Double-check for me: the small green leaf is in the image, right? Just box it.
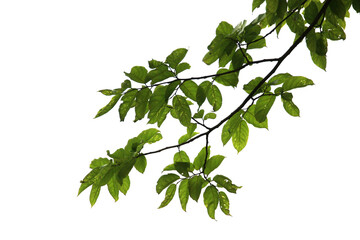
[95,94,121,118]
[158,184,177,209]
[90,158,111,169]
[180,80,198,101]
[243,77,269,95]
[178,132,198,145]
[255,94,276,123]
[124,66,148,84]
[156,174,180,194]
[193,146,210,170]
[193,109,205,119]
[247,36,266,49]
[353,0,360,12]
[78,167,102,196]
[134,155,147,173]
[252,0,265,11]
[173,95,192,127]
[232,119,249,153]
[196,85,207,107]
[207,85,222,111]
[148,86,167,118]
[165,48,188,69]
[310,51,327,70]
[179,179,189,211]
[268,73,291,85]
[213,175,242,193]
[117,159,135,184]
[176,62,191,74]
[147,65,174,84]
[90,184,101,207]
[221,113,242,145]
[323,21,346,41]
[107,175,120,202]
[214,69,239,87]
[137,128,162,144]
[219,191,231,216]
[243,105,268,129]
[204,155,225,175]
[134,88,151,121]
[204,113,216,120]
[148,59,164,69]
[282,76,314,91]
[119,90,137,121]
[288,0,303,9]
[174,151,190,163]
[119,175,130,195]
[203,186,219,219]
[188,175,205,202]
[281,92,300,117]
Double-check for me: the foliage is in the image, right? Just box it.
[79,0,359,219]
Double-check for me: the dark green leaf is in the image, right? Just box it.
[119,175,130,195]
[203,186,219,219]
[243,105,268,129]
[193,146,210,170]
[146,65,174,84]
[180,80,198,101]
[231,49,245,70]
[135,88,151,121]
[193,109,205,119]
[165,80,180,100]
[281,92,300,117]
[304,1,319,24]
[255,94,276,123]
[219,191,231,216]
[286,12,305,35]
[173,95,192,127]
[330,0,346,19]
[158,184,177,209]
[252,0,265,11]
[134,155,147,173]
[188,175,205,202]
[90,184,101,207]
[353,0,360,12]
[124,66,148,84]
[266,0,279,13]
[174,162,191,177]
[175,62,191,74]
[119,89,137,121]
[156,174,180,194]
[165,48,188,69]
[315,34,328,56]
[243,77,269,94]
[204,113,216,120]
[90,158,110,169]
[214,69,239,87]
[95,94,121,118]
[247,36,266,49]
[268,73,291,85]
[207,85,222,111]
[288,0,303,10]
[323,21,346,40]
[213,175,242,193]
[196,85,207,107]
[117,159,135,184]
[221,113,242,145]
[282,76,314,91]
[232,119,249,153]
[148,59,164,69]
[179,179,189,211]
[204,155,225,175]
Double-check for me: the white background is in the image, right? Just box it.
[1,1,360,239]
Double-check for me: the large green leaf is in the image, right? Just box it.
[107,175,120,202]
[266,0,279,13]
[119,175,130,195]
[304,1,320,24]
[193,146,211,170]
[288,0,303,9]
[174,151,190,163]
[137,128,162,144]
[207,85,222,111]
[78,167,102,196]
[232,119,249,153]
[90,158,111,169]
[213,175,242,193]
[286,12,305,35]
[281,92,300,117]
[95,94,121,118]
[329,0,346,19]
[252,0,265,11]
[134,155,147,173]
[255,94,276,123]
[243,77,269,94]
[282,76,314,91]
[158,184,177,209]
[353,0,360,12]
[323,21,346,41]
[173,95,192,127]
[148,86,167,118]
[243,105,268,129]
[119,89,137,121]
[89,184,101,207]
[216,21,234,36]
[214,69,239,87]
[165,48,188,69]
[180,80,198,101]
[204,155,225,175]
[135,88,151,121]
[203,186,219,219]
[188,175,205,202]
[156,174,180,194]
[310,51,327,70]
[221,113,242,145]
[219,191,231,216]
[124,66,148,84]
[175,62,191,74]
[178,179,189,211]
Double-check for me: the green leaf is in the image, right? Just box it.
[174,151,190,163]
[310,51,327,70]
[137,128,162,144]
[188,175,205,202]
[180,80,198,101]
[323,21,346,41]
[119,90,137,121]
[193,109,205,119]
[134,155,147,173]
[221,113,242,145]
[243,77,269,95]
[232,119,249,153]
[165,80,180,100]
[165,48,188,69]
[281,92,300,117]
[193,146,210,170]
[255,94,276,123]
[207,85,222,111]
[117,159,135,184]
[247,36,266,49]
[196,85,207,107]
[90,184,101,207]
[119,175,130,195]
[178,131,198,145]
[95,94,121,118]
[174,162,191,177]
[124,66,148,84]
[173,95,192,127]
[286,12,305,35]
[243,105,268,129]
[266,0,279,13]
[204,155,225,175]
[78,167,102,196]
[90,158,110,169]
[304,1,319,24]
[135,88,151,121]
[156,174,180,194]
[204,113,216,120]
[329,0,346,19]
[213,175,242,193]
[219,191,231,216]
[147,65,174,84]
[214,69,239,87]
[288,0,303,9]
[148,59,164,69]
[315,34,328,56]
[282,76,314,91]
[203,186,219,219]
[178,179,189,211]
[353,0,360,12]
[216,21,234,36]
[175,62,191,74]
[148,86,167,118]
[158,184,177,209]
[252,0,265,11]
[107,175,120,202]
[268,73,291,85]
[231,49,245,70]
